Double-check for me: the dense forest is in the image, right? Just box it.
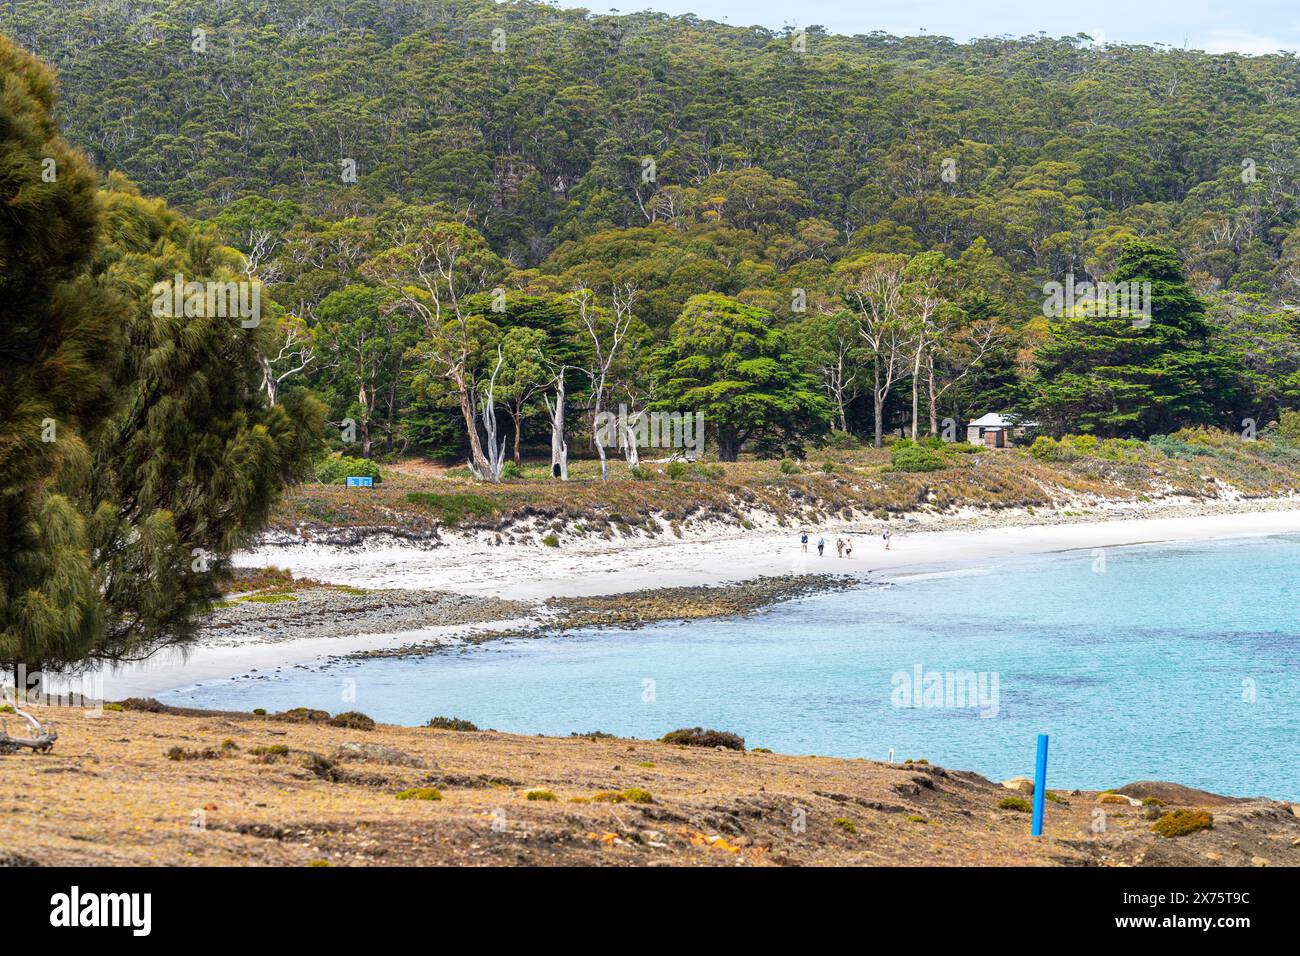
[4,0,1300,471]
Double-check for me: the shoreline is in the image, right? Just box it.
[86,502,1300,699]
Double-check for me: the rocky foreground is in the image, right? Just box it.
[2,703,1296,867]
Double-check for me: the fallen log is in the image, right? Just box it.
[0,689,57,753]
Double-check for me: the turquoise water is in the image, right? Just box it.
[161,535,1300,800]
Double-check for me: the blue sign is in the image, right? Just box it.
[345,476,373,488]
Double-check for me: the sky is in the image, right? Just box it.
[587,1,1300,54]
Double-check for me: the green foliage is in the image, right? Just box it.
[404,492,497,525]
[328,711,375,730]
[426,716,479,731]
[395,787,443,801]
[0,40,323,676]
[1030,242,1247,438]
[1147,434,1212,459]
[833,817,857,833]
[315,455,383,484]
[653,294,832,460]
[1151,809,1213,837]
[6,0,1300,475]
[665,460,724,481]
[886,439,947,472]
[1279,410,1300,444]
[997,796,1031,812]
[660,727,745,751]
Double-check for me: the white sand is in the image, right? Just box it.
[91,507,1300,697]
[235,507,1300,599]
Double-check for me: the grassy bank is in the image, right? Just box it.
[271,428,1300,544]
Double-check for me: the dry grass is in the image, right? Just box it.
[1,705,1296,867]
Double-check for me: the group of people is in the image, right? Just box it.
[799,530,892,556]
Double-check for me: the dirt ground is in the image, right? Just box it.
[2,704,1297,867]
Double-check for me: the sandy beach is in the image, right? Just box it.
[79,501,1300,700]
[235,502,1300,598]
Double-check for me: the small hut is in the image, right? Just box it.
[966,413,1034,448]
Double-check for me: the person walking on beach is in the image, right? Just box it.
[800,532,808,552]
[882,529,891,551]
[844,538,853,558]
[836,538,844,558]
[817,537,825,556]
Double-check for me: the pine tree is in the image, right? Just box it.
[1029,241,1246,437]
[652,294,832,460]
[0,35,121,677]
[1,40,324,680]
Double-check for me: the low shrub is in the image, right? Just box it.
[524,788,557,801]
[997,796,1031,812]
[779,458,799,475]
[1279,409,1300,444]
[276,707,330,723]
[395,787,443,801]
[404,492,497,526]
[427,716,479,732]
[541,532,560,547]
[1029,436,1080,462]
[121,697,166,712]
[314,455,383,485]
[660,727,745,751]
[820,429,861,450]
[1151,809,1213,838]
[886,439,946,473]
[833,817,857,833]
[621,787,653,804]
[666,461,724,481]
[250,744,289,756]
[166,746,222,761]
[1148,434,1210,459]
[328,711,375,731]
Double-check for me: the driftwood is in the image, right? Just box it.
[0,689,57,753]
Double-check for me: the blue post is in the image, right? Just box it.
[1031,733,1049,837]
